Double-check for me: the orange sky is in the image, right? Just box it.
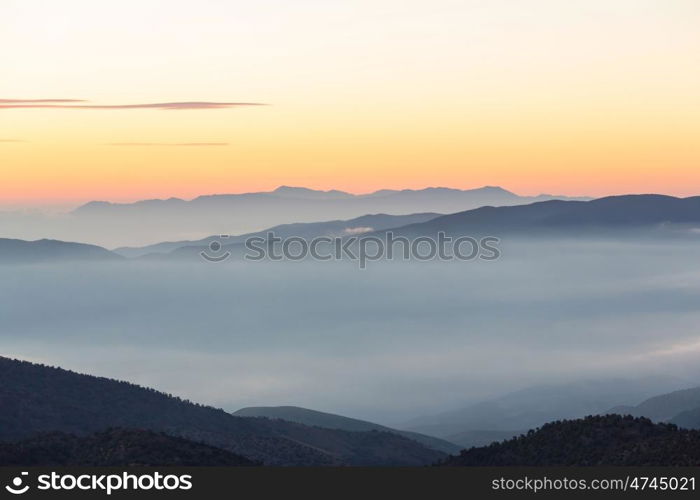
[1,0,699,207]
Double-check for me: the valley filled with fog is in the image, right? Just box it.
[2,238,699,424]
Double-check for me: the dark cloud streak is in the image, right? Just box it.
[0,100,265,110]
[0,99,86,103]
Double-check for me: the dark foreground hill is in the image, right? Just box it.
[233,406,460,454]
[0,357,443,466]
[439,415,700,466]
[0,429,258,466]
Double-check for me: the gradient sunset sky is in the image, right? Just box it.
[1,0,699,207]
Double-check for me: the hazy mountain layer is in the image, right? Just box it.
[609,386,700,422]
[3,237,700,422]
[0,238,121,264]
[233,406,460,454]
[114,212,440,258]
[119,194,700,263]
[0,186,588,247]
[401,377,684,443]
[671,407,700,429]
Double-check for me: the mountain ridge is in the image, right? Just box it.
[113,212,441,257]
[2,185,589,247]
[233,406,460,454]
[75,185,586,211]
[374,194,700,239]
[608,386,700,422]
[0,238,122,263]
[439,415,700,466]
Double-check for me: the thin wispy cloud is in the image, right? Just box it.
[0,99,86,103]
[0,139,26,143]
[107,142,229,147]
[0,99,264,110]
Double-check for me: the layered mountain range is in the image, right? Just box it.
[0,356,446,466]
[0,185,588,247]
[4,193,700,263]
[5,355,700,466]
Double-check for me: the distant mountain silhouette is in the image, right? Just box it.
[0,238,121,264]
[76,185,584,217]
[401,377,682,447]
[0,357,443,466]
[0,428,258,466]
[269,186,355,200]
[114,212,441,258]
[382,195,700,238]
[233,406,460,454]
[439,415,700,466]
[608,386,700,422]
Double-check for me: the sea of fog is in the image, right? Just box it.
[2,239,700,423]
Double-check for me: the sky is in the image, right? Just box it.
[1,0,699,207]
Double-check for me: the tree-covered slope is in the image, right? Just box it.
[0,357,443,466]
[0,428,259,466]
[439,415,700,466]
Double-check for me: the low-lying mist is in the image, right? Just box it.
[2,238,699,423]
